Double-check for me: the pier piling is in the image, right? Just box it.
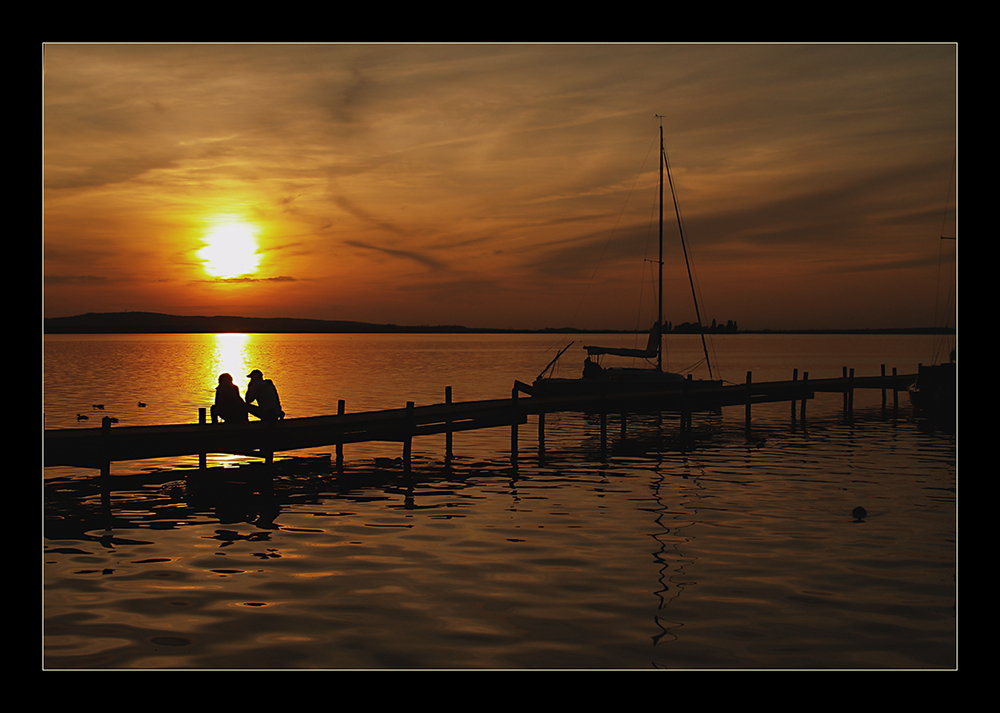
[445,386,453,462]
[682,375,692,435]
[336,399,345,471]
[404,401,414,472]
[800,372,809,425]
[881,364,887,413]
[849,368,855,420]
[199,407,207,471]
[892,368,899,415]
[538,412,546,455]
[510,387,519,464]
[600,390,608,458]
[791,369,798,428]
[841,367,856,421]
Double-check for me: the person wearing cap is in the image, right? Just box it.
[212,373,248,423]
[245,369,285,421]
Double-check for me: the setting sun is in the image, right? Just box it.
[198,220,261,279]
[43,44,956,331]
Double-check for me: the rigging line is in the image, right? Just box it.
[673,222,724,381]
[633,255,652,335]
[633,172,666,357]
[676,229,723,374]
[663,143,714,380]
[636,174,660,333]
[660,144,724,379]
[694,272,723,378]
[931,153,957,364]
[938,153,956,241]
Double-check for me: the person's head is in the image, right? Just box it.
[219,373,234,385]
[247,369,263,381]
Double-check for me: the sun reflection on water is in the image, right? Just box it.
[211,333,252,395]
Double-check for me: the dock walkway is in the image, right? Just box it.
[45,367,917,474]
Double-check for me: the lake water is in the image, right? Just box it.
[42,332,957,669]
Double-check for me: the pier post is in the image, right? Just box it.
[683,375,692,435]
[262,418,275,473]
[677,375,691,451]
[892,368,899,416]
[848,368,855,421]
[791,369,798,429]
[745,371,753,435]
[599,387,608,458]
[198,408,207,471]
[601,411,608,454]
[800,372,809,425]
[841,367,856,420]
[538,412,545,455]
[101,416,112,510]
[404,401,414,473]
[260,420,276,496]
[880,364,887,414]
[510,388,519,464]
[445,387,453,462]
[336,399,345,471]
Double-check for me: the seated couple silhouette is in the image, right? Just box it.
[212,369,284,423]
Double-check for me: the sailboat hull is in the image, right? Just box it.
[907,361,956,428]
[532,371,723,399]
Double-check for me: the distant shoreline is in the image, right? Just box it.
[42,312,956,336]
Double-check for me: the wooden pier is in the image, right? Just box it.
[44,367,917,476]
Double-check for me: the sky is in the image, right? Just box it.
[42,43,957,331]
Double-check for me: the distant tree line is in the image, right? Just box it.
[667,319,738,334]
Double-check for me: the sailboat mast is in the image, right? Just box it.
[658,125,664,373]
[661,126,714,380]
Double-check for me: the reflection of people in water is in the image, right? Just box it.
[212,373,248,423]
[246,369,285,421]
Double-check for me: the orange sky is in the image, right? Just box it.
[43,43,957,331]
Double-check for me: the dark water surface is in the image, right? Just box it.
[43,333,957,669]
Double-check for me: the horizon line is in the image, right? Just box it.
[42,311,956,336]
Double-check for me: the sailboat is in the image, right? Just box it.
[907,158,956,428]
[530,123,724,398]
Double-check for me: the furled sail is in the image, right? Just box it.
[585,322,660,358]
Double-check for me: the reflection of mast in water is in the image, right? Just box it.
[649,457,705,647]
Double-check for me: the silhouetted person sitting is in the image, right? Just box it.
[583,357,604,379]
[246,369,284,421]
[212,373,248,423]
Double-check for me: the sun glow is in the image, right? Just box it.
[198,220,261,279]
[211,332,252,385]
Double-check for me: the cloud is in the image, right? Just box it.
[44,274,110,285]
[196,275,298,284]
[42,43,957,330]
[344,239,447,271]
